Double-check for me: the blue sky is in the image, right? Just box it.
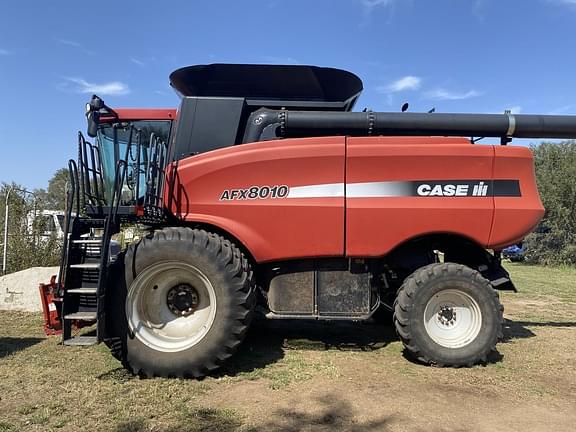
[1,0,575,189]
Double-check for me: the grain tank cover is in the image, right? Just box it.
[169,64,363,111]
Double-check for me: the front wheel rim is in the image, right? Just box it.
[423,289,482,349]
[126,261,217,353]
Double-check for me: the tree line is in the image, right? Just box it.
[0,168,68,274]
[524,141,576,265]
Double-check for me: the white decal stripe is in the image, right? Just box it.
[287,183,344,198]
[281,180,518,199]
[286,182,408,198]
[346,181,411,198]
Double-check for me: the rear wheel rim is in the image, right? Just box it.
[126,261,217,353]
[423,289,482,349]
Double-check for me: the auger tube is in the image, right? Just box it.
[242,109,576,143]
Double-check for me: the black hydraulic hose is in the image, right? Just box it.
[242,109,576,143]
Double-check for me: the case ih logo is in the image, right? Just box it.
[416,181,489,197]
[413,180,520,197]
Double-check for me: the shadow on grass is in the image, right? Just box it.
[113,395,395,432]
[98,367,137,382]
[253,394,395,432]
[400,346,504,367]
[0,337,43,358]
[502,318,576,342]
[215,318,397,378]
[503,319,536,341]
[113,408,243,432]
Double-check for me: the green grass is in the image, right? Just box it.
[502,262,576,321]
[0,422,18,432]
[505,262,576,300]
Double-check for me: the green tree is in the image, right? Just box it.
[524,141,576,265]
[1,183,61,275]
[45,168,69,210]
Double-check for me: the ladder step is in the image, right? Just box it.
[64,311,97,320]
[78,218,106,225]
[72,239,102,244]
[66,288,97,295]
[63,336,98,346]
[69,263,100,269]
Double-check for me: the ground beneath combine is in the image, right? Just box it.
[0,263,575,432]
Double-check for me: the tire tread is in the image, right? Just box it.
[393,262,503,367]
[118,227,255,378]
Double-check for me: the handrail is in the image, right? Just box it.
[58,159,79,293]
[142,134,168,220]
[78,132,106,208]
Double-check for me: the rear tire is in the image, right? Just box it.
[109,227,255,378]
[394,263,503,367]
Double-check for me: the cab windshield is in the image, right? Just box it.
[97,120,171,205]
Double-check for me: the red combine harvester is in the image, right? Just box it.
[45,64,575,378]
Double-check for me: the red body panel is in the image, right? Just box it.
[166,136,544,263]
[103,108,176,121]
[168,137,345,262]
[489,146,544,249]
[346,137,494,256]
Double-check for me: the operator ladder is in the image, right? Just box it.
[60,216,115,346]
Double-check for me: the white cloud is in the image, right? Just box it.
[62,77,130,96]
[56,39,95,55]
[130,57,146,67]
[57,39,81,48]
[473,0,486,20]
[424,88,483,100]
[361,0,396,9]
[377,76,421,93]
[0,49,12,56]
[130,57,157,67]
[358,0,400,26]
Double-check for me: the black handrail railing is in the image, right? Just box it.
[58,159,79,295]
[96,158,127,340]
[143,134,168,221]
[78,132,105,207]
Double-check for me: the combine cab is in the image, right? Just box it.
[46,64,576,377]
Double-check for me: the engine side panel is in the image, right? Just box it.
[345,137,495,257]
[166,137,345,262]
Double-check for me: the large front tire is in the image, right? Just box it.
[117,227,255,378]
[394,263,503,367]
